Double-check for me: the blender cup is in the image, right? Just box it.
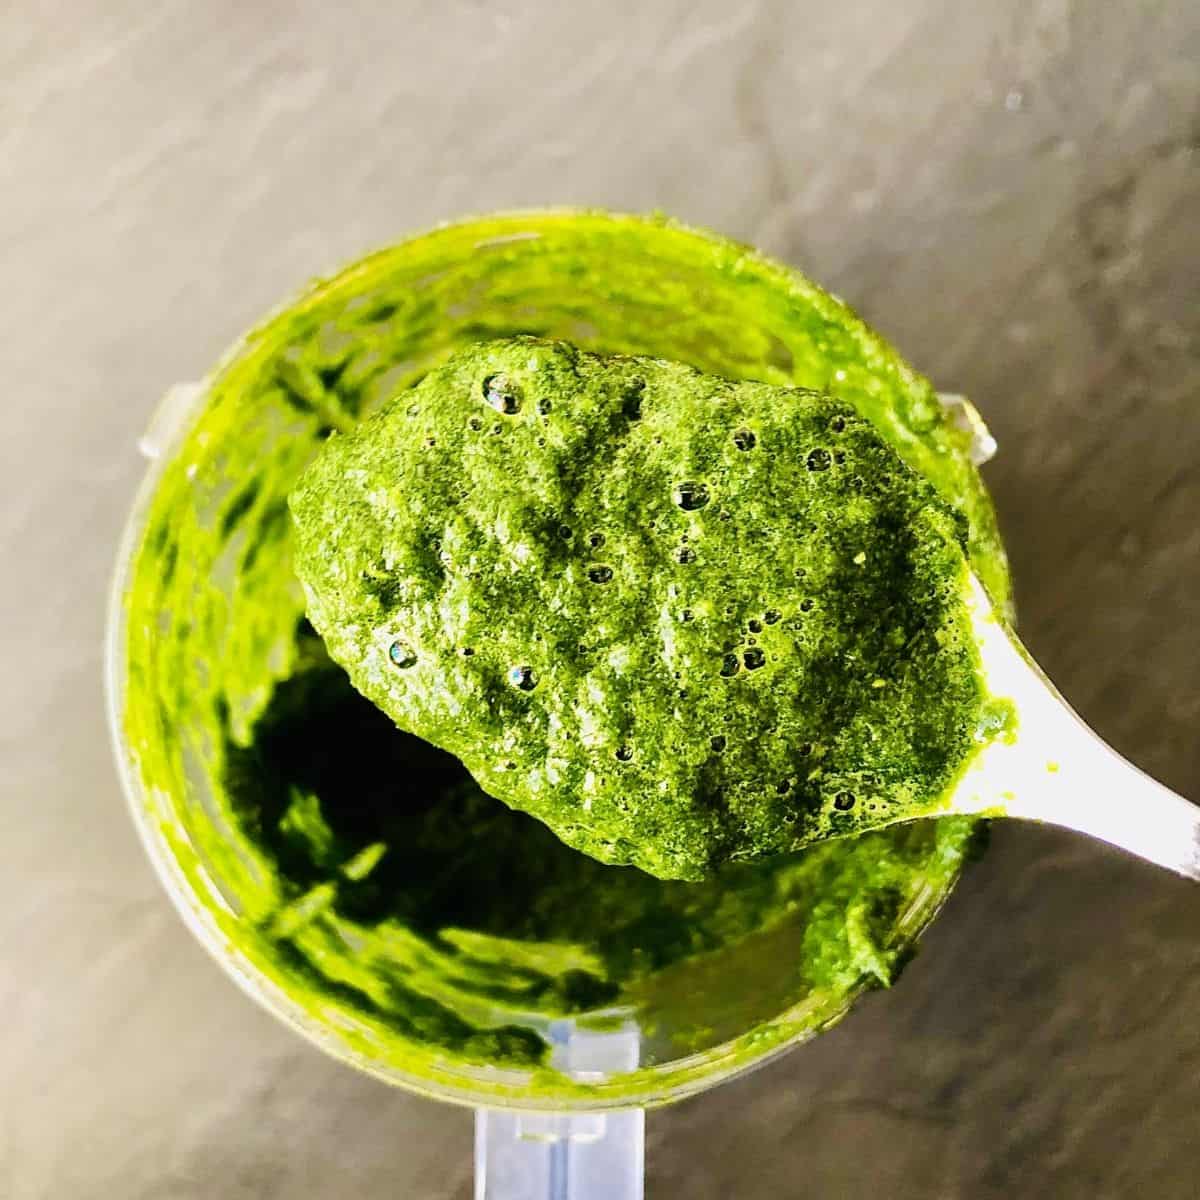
[107,211,1000,1198]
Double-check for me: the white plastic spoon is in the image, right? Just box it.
[936,572,1199,877]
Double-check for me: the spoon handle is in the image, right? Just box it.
[956,574,1200,878]
[1003,707,1200,879]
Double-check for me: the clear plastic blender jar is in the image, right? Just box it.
[107,211,1001,1198]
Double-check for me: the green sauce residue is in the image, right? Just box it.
[291,338,989,880]
[231,636,982,1065]
[116,211,1011,1106]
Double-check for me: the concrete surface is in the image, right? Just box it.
[2,2,1198,1196]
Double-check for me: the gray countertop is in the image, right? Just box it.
[2,3,1198,1196]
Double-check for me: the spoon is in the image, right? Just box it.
[934,571,1199,877]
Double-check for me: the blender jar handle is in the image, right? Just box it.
[475,1019,644,1198]
[475,1106,644,1200]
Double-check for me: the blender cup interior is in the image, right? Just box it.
[107,211,1003,1111]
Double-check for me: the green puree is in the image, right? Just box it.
[118,212,1011,1103]
[291,339,991,881]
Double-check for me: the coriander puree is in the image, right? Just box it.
[116,211,1011,1106]
[291,339,1000,881]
